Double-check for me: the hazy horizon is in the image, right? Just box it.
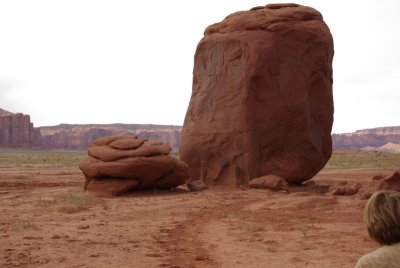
[3,104,400,135]
[1,0,399,134]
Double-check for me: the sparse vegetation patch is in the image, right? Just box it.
[326,149,400,169]
[36,190,97,213]
[10,219,39,231]
[0,148,85,167]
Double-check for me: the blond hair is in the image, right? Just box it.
[364,190,400,245]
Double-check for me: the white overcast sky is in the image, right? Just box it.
[0,0,399,133]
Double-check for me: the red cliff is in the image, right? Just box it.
[0,108,41,148]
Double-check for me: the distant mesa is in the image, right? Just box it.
[332,127,400,152]
[79,134,189,196]
[0,108,41,148]
[361,142,400,153]
[2,106,400,155]
[39,125,400,153]
[39,124,182,153]
[180,4,334,186]
[0,108,182,152]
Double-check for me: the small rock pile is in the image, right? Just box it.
[359,171,400,199]
[330,181,361,196]
[79,134,189,196]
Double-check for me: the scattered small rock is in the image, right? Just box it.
[359,171,400,199]
[146,253,163,258]
[174,184,190,192]
[249,175,289,191]
[239,184,250,191]
[187,180,209,192]
[303,180,315,187]
[330,181,361,196]
[23,236,43,240]
[372,174,385,180]
[195,255,210,261]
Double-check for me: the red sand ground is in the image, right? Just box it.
[0,164,390,267]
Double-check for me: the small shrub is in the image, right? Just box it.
[57,190,96,213]
[11,219,39,231]
[299,225,309,237]
[36,190,97,213]
[37,197,57,206]
[326,149,400,169]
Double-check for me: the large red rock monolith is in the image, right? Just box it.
[180,3,334,186]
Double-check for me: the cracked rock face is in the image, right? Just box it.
[79,134,189,196]
[180,3,334,186]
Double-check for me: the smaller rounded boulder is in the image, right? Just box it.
[79,134,189,196]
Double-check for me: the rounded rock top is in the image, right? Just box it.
[205,4,324,35]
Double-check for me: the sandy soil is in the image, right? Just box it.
[0,165,392,268]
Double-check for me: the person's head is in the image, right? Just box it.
[364,190,400,245]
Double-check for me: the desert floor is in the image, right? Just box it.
[0,149,399,268]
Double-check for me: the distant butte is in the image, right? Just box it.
[0,108,41,148]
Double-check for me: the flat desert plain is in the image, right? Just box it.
[1,149,399,268]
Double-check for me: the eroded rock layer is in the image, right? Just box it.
[180,4,334,185]
[79,135,189,196]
